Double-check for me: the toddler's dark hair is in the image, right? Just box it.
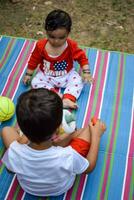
[45,9,72,32]
[16,88,63,144]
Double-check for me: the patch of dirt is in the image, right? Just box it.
[0,0,134,53]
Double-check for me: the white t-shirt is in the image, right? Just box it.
[2,141,89,196]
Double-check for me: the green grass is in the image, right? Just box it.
[0,0,134,53]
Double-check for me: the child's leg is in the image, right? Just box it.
[64,71,83,99]
[53,126,90,149]
[75,126,91,142]
[69,126,91,157]
[63,71,83,109]
[31,70,54,90]
[84,120,106,173]
[63,98,78,109]
[31,71,62,97]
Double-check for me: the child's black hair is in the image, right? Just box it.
[16,88,63,144]
[45,9,72,32]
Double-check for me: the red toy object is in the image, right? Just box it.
[91,117,97,126]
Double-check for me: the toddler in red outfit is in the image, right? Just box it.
[23,9,93,109]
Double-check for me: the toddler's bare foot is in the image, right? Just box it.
[63,98,77,109]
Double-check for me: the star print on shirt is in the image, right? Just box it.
[54,60,68,71]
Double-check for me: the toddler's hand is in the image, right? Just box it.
[17,129,29,144]
[83,73,94,83]
[23,75,31,85]
[52,132,72,147]
[53,132,70,142]
[18,135,29,144]
[89,119,106,138]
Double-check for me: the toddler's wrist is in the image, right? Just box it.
[82,69,91,74]
[25,72,33,76]
[91,132,101,141]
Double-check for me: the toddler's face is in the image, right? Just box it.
[46,28,69,47]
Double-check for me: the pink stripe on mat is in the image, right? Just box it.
[64,185,73,199]
[6,177,18,199]
[65,51,108,199]
[8,42,35,98]
[100,54,124,199]
[65,175,87,200]
[16,187,25,200]
[75,174,87,200]
[84,51,102,125]
[123,112,134,200]
[2,41,35,198]
[79,52,109,200]
[0,38,15,68]
[2,41,30,97]
[64,52,101,199]
[94,52,109,117]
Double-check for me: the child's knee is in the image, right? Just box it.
[2,127,17,139]
[1,127,10,142]
[77,126,91,142]
[2,127,9,137]
[1,127,20,148]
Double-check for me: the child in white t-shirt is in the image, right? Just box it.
[2,88,106,196]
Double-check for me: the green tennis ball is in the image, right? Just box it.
[0,96,15,122]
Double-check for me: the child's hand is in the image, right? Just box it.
[82,65,94,83]
[52,132,73,147]
[18,134,29,144]
[83,73,94,83]
[89,119,106,138]
[17,129,29,144]
[23,74,32,85]
[23,70,33,85]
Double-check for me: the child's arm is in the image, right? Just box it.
[71,41,93,83]
[2,127,20,148]
[82,64,94,83]
[23,69,34,85]
[52,128,82,147]
[84,120,106,173]
[1,127,29,148]
[23,40,43,85]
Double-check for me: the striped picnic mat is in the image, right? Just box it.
[0,35,134,200]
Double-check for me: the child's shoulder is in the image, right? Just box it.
[67,38,79,52]
[36,38,47,49]
[67,38,78,46]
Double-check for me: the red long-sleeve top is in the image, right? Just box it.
[28,38,89,77]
